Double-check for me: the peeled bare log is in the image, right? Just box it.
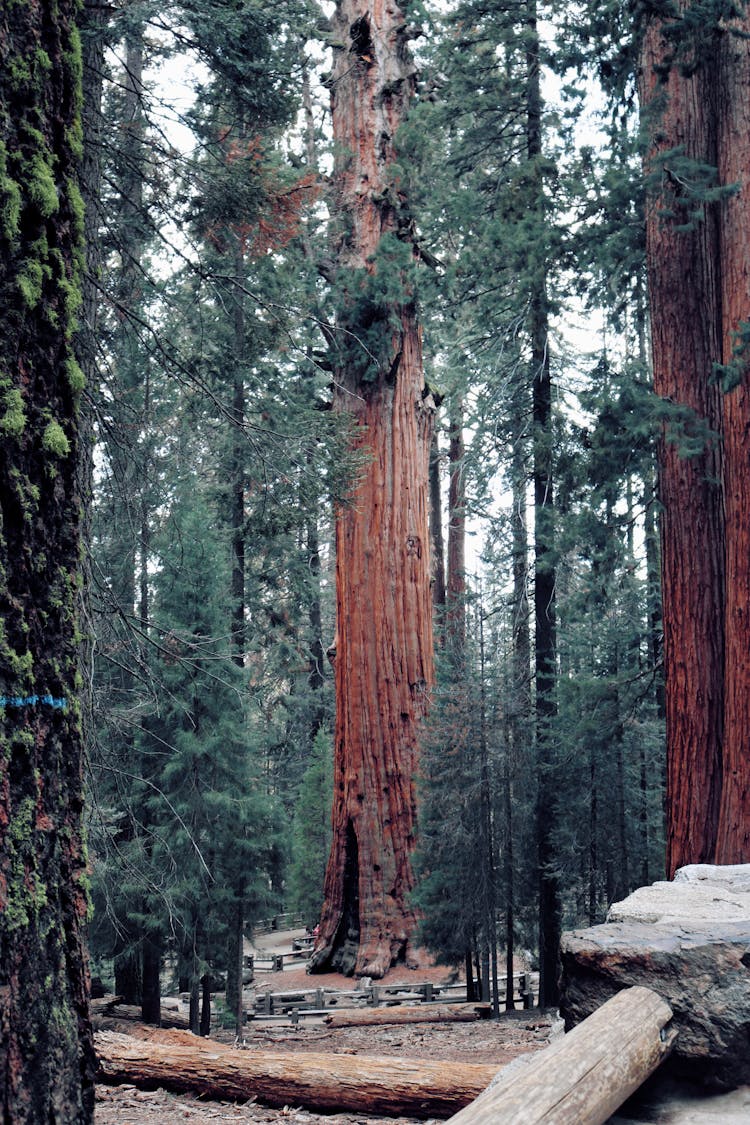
[323,1003,491,1028]
[95,1029,499,1117]
[447,987,675,1125]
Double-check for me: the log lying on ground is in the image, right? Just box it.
[90,997,190,1030]
[95,1028,501,1117]
[90,995,124,1015]
[323,1002,491,1028]
[446,986,675,1125]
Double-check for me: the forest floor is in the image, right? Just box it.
[94,928,550,1124]
[94,1009,552,1125]
[93,930,750,1124]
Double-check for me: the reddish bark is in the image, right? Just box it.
[308,0,434,978]
[715,12,750,863]
[638,12,726,876]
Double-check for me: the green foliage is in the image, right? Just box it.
[286,728,333,925]
[413,681,487,964]
[647,0,748,78]
[336,232,419,385]
[647,146,740,233]
[712,319,750,392]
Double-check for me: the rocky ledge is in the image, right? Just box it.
[559,864,750,1089]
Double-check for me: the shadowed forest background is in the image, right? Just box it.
[83,0,666,1018]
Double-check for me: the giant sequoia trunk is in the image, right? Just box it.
[715,11,750,863]
[715,13,750,864]
[639,8,726,876]
[0,0,97,1119]
[308,0,435,978]
[639,3,750,872]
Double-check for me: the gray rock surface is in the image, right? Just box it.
[559,865,750,1090]
[606,863,750,925]
[608,1074,750,1123]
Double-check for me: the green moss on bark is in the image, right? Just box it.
[0,143,22,242]
[0,389,26,437]
[42,420,71,457]
[0,0,96,1115]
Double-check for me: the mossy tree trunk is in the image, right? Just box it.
[0,0,96,1119]
[308,0,435,979]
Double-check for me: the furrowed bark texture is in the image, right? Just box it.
[309,0,435,978]
[639,10,725,876]
[716,10,750,863]
[0,0,96,1119]
[639,4,750,872]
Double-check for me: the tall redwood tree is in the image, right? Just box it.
[639,1,750,872]
[308,0,435,978]
[715,9,750,863]
[0,0,96,1116]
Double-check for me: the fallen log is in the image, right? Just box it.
[95,1028,502,1117]
[90,997,190,1031]
[446,986,676,1125]
[323,1002,491,1028]
[89,995,124,1015]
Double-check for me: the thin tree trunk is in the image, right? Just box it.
[639,4,725,876]
[643,473,664,719]
[446,398,466,656]
[141,937,161,1027]
[115,951,142,1007]
[200,974,212,1037]
[309,0,434,978]
[503,761,515,1011]
[222,234,248,1020]
[477,602,499,1017]
[505,457,528,1009]
[189,975,200,1036]
[465,950,476,1002]
[589,747,598,924]
[526,0,560,1009]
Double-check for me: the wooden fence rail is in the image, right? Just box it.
[250,973,538,1021]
